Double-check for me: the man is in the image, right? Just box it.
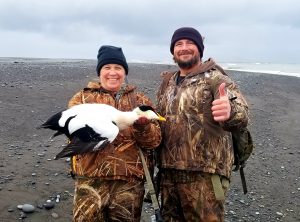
[156,27,249,221]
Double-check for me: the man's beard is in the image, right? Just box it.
[173,54,200,69]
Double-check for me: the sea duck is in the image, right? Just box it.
[38,103,165,159]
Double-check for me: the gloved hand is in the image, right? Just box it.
[134,117,150,126]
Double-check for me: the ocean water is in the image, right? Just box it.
[220,62,300,78]
[133,59,300,78]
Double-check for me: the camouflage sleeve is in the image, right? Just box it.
[211,70,249,131]
[132,92,162,149]
[68,90,84,108]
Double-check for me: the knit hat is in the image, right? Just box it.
[170,27,204,58]
[96,45,128,76]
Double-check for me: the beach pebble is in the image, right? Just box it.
[239,199,245,204]
[37,203,44,209]
[22,204,35,213]
[229,210,236,215]
[52,212,59,218]
[17,204,23,210]
[56,194,61,203]
[7,208,14,212]
[44,201,55,210]
[19,212,27,219]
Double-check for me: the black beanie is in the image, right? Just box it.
[170,27,205,58]
[96,45,129,76]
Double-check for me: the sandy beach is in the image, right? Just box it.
[0,58,299,221]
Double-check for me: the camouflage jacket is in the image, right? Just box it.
[156,59,249,179]
[68,81,162,181]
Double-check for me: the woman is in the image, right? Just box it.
[68,45,161,221]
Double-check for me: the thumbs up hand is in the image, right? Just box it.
[211,83,231,122]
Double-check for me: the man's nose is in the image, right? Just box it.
[181,43,189,49]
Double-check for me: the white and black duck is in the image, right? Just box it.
[38,103,165,159]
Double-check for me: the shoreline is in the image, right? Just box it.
[226,68,300,78]
[1,57,300,78]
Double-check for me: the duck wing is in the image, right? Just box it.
[55,122,119,159]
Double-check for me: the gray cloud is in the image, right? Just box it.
[0,0,299,63]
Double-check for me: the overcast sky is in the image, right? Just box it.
[0,0,299,64]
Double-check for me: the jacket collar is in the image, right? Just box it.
[84,81,136,94]
[183,58,217,78]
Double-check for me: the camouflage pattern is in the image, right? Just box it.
[156,59,249,179]
[68,81,161,221]
[156,59,249,221]
[160,170,229,222]
[68,81,161,181]
[73,178,144,222]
